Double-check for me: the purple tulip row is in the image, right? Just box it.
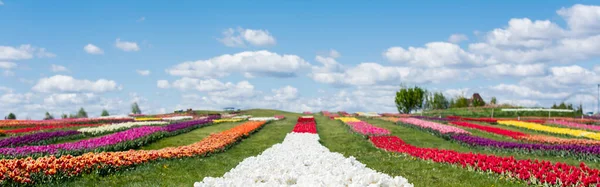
[0,130,81,148]
[411,116,455,122]
[451,134,600,159]
[0,118,216,157]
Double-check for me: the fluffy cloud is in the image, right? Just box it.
[51,64,69,72]
[264,86,298,101]
[557,4,600,34]
[136,70,150,76]
[43,93,99,106]
[115,38,140,52]
[520,65,600,89]
[170,77,256,98]
[0,1,4,5]
[448,34,468,43]
[0,61,16,69]
[84,44,104,54]
[166,51,310,78]
[219,28,276,47]
[475,63,546,77]
[383,42,489,67]
[484,18,564,48]
[32,75,121,93]
[157,80,170,89]
[0,45,55,60]
[490,84,570,99]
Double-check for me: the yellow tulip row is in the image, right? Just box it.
[134,117,163,121]
[334,117,361,122]
[213,118,245,123]
[497,120,600,140]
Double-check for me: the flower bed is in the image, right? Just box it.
[0,130,82,148]
[398,118,470,135]
[161,116,193,121]
[547,120,600,131]
[450,121,526,139]
[0,118,133,128]
[248,117,281,121]
[498,120,600,140]
[293,116,317,133]
[213,119,244,123]
[0,120,267,185]
[194,117,412,187]
[335,117,390,136]
[134,117,163,121]
[77,121,169,136]
[0,118,215,158]
[5,124,105,134]
[370,136,600,186]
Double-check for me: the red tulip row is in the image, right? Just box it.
[292,116,316,134]
[5,124,104,134]
[370,135,600,186]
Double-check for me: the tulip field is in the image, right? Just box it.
[2,110,600,186]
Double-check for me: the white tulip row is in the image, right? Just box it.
[77,121,169,135]
[248,117,280,121]
[232,115,252,119]
[162,116,193,121]
[194,133,412,187]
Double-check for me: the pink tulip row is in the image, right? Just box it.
[547,120,600,131]
[397,118,470,135]
[345,121,391,136]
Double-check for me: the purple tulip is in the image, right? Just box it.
[0,130,80,148]
[451,134,600,156]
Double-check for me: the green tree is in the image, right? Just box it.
[454,96,469,108]
[6,113,16,120]
[490,97,497,105]
[395,86,426,114]
[558,102,567,109]
[472,97,486,107]
[551,103,557,109]
[61,114,68,119]
[131,102,142,114]
[576,103,583,114]
[76,107,88,118]
[101,109,110,117]
[449,99,455,108]
[44,112,54,120]
[426,92,449,110]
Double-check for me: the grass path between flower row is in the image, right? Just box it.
[316,115,523,187]
[361,118,600,169]
[51,109,300,187]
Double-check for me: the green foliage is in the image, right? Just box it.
[490,97,497,105]
[61,114,68,119]
[425,92,449,110]
[77,107,88,118]
[6,113,16,120]
[472,97,486,107]
[551,102,574,110]
[395,86,426,114]
[101,109,110,117]
[131,102,142,114]
[44,112,54,120]
[452,96,469,108]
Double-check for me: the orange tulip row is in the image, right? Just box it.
[0,120,267,185]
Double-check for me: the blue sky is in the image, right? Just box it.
[2,0,600,119]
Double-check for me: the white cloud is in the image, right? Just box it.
[0,92,34,106]
[84,44,104,54]
[475,63,546,77]
[0,45,55,60]
[444,88,471,97]
[520,65,600,89]
[0,1,4,5]
[32,75,121,93]
[136,69,150,76]
[383,42,489,67]
[594,65,600,73]
[448,34,468,43]
[51,64,69,72]
[499,99,540,107]
[115,38,140,52]
[329,49,341,58]
[43,93,99,106]
[219,28,276,47]
[265,86,298,101]
[557,4,600,34]
[170,77,256,97]
[157,80,170,89]
[137,17,146,22]
[485,18,564,48]
[0,61,16,69]
[490,84,570,99]
[166,50,310,78]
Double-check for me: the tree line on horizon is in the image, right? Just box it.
[4,102,142,120]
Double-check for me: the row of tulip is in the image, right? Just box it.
[5,123,105,134]
[335,117,390,136]
[448,116,498,123]
[450,121,600,145]
[370,136,600,186]
[161,116,193,121]
[497,120,600,140]
[213,119,245,123]
[0,120,267,185]
[450,134,600,161]
[397,118,470,135]
[0,118,133,128]
[133,117,163,121]
[248,117,281,121]
[77,121,169,136]
[0,130,83,148]
[0,118,215,158]
[321,111,340,119]
[356,112,381,117]
[232,115,252,119]
[292,116,316,133]
[194,117,412,186]
[411,116,455,122]
[546,120,600,131]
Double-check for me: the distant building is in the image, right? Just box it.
[468,93,484,106]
